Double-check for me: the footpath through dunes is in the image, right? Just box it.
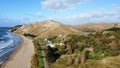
[2,35,34,68]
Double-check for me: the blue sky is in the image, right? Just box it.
[0,0,120,27]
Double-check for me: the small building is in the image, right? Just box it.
[48,43,55,47]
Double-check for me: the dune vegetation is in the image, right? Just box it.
[31,39,44,68]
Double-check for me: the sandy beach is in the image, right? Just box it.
[1,35,34,68]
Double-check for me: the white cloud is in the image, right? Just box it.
[34,13,46,18]
[16,12,46,23]
[62,7,120,24]
[18,16,30,21]
[41,0,91,11]
[0,17,25,27]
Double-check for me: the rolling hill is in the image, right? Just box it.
[72,22,120,32]
[14,20,82,38]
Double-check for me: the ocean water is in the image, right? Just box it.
[0,27,22,65]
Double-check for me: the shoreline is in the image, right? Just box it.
[1,34,23,68]
[1,34,34,68]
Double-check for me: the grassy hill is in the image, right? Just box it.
[14,20,82,38]
[72,22,120,32]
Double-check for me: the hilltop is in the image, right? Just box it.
[13,21,120,38]
[14,20,81,38]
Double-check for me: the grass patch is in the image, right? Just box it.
[31,39,44,68]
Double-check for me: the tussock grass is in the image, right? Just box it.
[102,56,120,68]
[50,56,120,68]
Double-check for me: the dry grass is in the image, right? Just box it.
[14,20,81,38]
[102,56,120,68]
[50,55,120,68]
[50,63,77,68]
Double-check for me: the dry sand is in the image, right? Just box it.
[2,35,34,68]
